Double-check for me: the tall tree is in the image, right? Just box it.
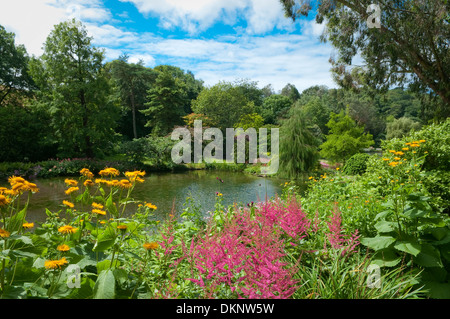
[29,19,118,158]
[0,25,35,106]
[280,0,450,115]
[141,67,188,135]
[107,55,156,139]
[279,106,321,178]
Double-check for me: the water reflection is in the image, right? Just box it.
[2,170,293,223]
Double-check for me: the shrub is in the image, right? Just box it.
[343,153,371,175]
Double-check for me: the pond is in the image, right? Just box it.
[2,170,306,224]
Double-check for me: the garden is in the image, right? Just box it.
[0,120,448,299]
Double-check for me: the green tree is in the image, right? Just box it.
[298,96,331,135]
[279,106,321,178]
[320,110,374,163]
[281,83,301,103]
[107,55,156,139]
[191,81,255,130]
[280,0,450,113]
[386,116,422,140]
[259,94,292,125]
[29,19,119,158]
[141,67,188,135]
[0,25,35,106]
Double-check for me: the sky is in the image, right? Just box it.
[0,0,338,92]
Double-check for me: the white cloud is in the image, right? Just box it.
[119,0,293,35]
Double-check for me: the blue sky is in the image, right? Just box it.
[0,0,337,92]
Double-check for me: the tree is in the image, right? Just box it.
[281,83,301,102]
[280,0,450,114]
[320,110,374,163]
[259,94,292,125]
[0,25,35,106]
[386,116,422,139]
[191,81,255,130]
[298,96,331,135]
[107,55,156,139]
[29,19,119,158]
[141,67,188,135]
[279,106,321,178]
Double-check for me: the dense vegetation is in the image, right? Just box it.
[0,0,449,300]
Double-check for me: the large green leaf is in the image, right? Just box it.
[361,236,396,251]
[371,248,402,267]
[394,241,421,257]
[93,269,115,299]
[414,244,444,268]
[92,227,116,252]
[6,207,27,233]
[106,193,118,217]
[374,221,397,233]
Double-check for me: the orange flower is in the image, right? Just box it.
[84,179,94,187]
[143,242,159,251]
[92,209,106,215]
[22,222,34,229]
[63,200,74,208]
[45,257,68,269]
[57,244,70,252]
[0,194,11,206]
[58,225,78,235]
[80,168,94,179]
[99,167,120,177]
[0,228,10,238]
[64,179,78,187]
[65,187,79,195]
[92,202,104,209]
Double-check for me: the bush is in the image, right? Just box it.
[343,153,371,175]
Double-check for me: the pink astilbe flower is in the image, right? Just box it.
[324,209,360,255]
[187,205,300,299]
[256,197,311,241]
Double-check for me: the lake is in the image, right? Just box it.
[2,170,302,224]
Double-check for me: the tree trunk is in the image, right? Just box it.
[130,89,138,139]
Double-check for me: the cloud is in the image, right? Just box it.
[119,0,294,35]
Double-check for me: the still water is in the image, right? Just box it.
[4,170,295,224]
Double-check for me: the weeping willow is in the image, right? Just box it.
[279,107,321,179]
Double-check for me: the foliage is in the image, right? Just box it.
[320,110,374,164]
[259,94,292,125]
[0,25,35,106]
[28,19,119,158]
[280,0,450,110]
[191,81,255,130]
[106,55,156,139]
[343,153,371,175]
[386,117,422,140]
[279,106,321,179]
[0,106,56,162]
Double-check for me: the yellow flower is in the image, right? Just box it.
[145,203,157,210]
[382,158,390,161]
[143,242,159,251]
[402,148,409,151]
[92,202,104,209]
[135,177,145,183]
[0,228,10,238]
[57,244,70,252]
[119,179,133,189]
[405,142,411,146]
[117,225,127,231]
[388,150,396,153]
[336,167,340,171]
[58,225,78,235]
[125,170,146,181]
[22,222,34,229]
[92,209,106,215]
[99,167,120,177]
[419,140,426,143]
[410,143,420,147]
[80,168,94,179]
[216,192,223,196]
[63,200,74,208]
[45,257,68,270]
[64,179,78,187]
[8,176,25,186]
[84,179,94,187]
[388,162,398,167]
[0,194,11,207]
[308,176,313,180]
[65,187,79,195]
[395,151,404,156]
[95,178,108,185]
[394,157,401,161]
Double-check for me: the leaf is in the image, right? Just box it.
[413,244,443,268]
[93,269,115,299]
[374,210,392,221]
[361,236,396,251]
[93,227,116,252]
[394,241,421,257]
[374,220,397,233]
[106,194,117,217]
[7,207,27,233]
[371,248,402,267]
[429,227,450,242]
[424,281,450,299]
